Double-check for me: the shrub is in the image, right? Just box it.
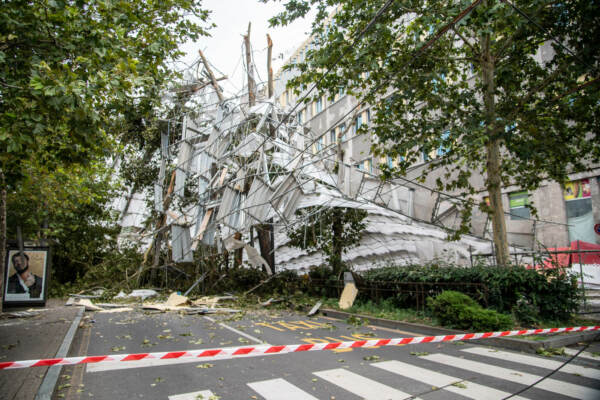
[361,264,579,322]
[512,295,540,325]
[429,291,513,331]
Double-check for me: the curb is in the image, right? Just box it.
[320,308,599,353]
[34,306,84,400]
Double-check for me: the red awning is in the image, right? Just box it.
[530,241,600,269]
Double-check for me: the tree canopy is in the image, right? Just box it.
[0,1,213,294]
[268,0,600,264]
[0,0,212,186]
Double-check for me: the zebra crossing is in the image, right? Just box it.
[562,347,600,362]
[169,345,600,400]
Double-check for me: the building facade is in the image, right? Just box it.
[274,32,600,250]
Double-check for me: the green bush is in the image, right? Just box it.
[361,264,579,322]
[429,291,513,331]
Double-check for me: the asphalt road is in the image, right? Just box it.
[55,308,600,400]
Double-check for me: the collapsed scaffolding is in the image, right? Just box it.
[115,31,495,279]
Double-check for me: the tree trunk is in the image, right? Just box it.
[486,139,510,265]
[244,22,256,107]
[152,230,163,284]
[233,231,243,267]
[198,50,225,103]
[0,170,6,313]
[257,223,275,273]
[481,24,510,266]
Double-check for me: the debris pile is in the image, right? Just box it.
[65,291,240,315]
[114,51,495,275]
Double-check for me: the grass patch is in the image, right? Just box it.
[341,299,436,326]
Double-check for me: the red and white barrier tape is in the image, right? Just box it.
[1,326,598,370]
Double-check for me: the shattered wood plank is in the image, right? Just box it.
[338,283,358,310]
[78,299,104,312]
[218,167,228,186]
[191,208,213,250]
[167,210,191,226]
[98,307,134,314]
[192,296,220,308]
[165,292,189,307]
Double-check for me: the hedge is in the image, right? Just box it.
[203,262,579,323]
[360,264,580,322]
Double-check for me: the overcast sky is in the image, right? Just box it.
[178,0,315,97]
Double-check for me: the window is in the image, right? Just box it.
[340,123,346,141]
[564,179,592,217]
[364,158,373,174]
[315,97,323,113]
[564,178,595,242]
[422,150,430,162]
[432,72,445,93]
[297,109,303,124]
[316,136,323,151]
[509,191,530,220]
[354,115,363,134]
[366,109,371,123]
[330,130,336,143]
[387,156,394,168]
[437,130,450,156]
[357,163,364,170]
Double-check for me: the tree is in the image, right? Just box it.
[268,0,600,265]
[6,157,120,282]
[287,206,367,275]
[1,0,211,183]
[0,0,212,304]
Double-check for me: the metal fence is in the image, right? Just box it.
[308,278,488,312]
[469,246,600,312]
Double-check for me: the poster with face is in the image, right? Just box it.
[3,248,49,305]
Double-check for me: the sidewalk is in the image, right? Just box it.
[0,299,82,400]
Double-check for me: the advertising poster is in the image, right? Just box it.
[3,247,49,306]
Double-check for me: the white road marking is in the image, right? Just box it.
[169,390,215,400]
[372,360,529,400]
[87,317,268,372]
[563,347,600,362]
[313,368,413,400]
[203,316,265,344]
[247,378,319,400]
[463,346,600,379]
[425,353,600,399]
